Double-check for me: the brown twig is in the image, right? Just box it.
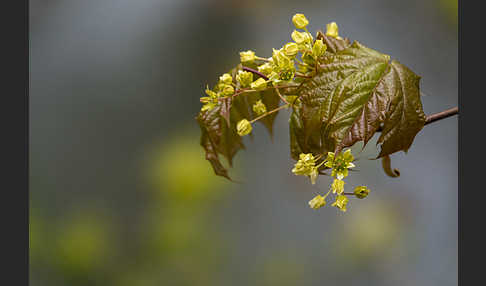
[242,66,268,80]
[423,106,459,126]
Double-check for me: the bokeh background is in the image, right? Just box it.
[29,0,458,285]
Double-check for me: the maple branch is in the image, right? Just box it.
[423,106,458,126]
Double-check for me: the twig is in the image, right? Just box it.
[242,66,268,80]
[423,106,458,126]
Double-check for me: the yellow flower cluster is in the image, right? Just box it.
[200,14,345,143]
[236,13,337,87]
[200,72,236,111]
[295,149,371,212]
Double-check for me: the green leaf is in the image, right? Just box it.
[197,65,282,179]
[291,35,426,158]
[197,105,243,180]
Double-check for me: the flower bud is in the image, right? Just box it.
[236,119,252,136]
[272,49,294,72]
[283,42,299,57]
[291,30,307,44]
[240,50,256,63]
[326,22,339,38]
[292,13,309,29]
[257,63,273,76]
[292,153,316,176]
[308,194,326,209]
[220,84,234,96]
[201,102,217,112]
[303,32,313,43]
[205,85,219,98]
[219,73,233,85]
[309,167,318,185]
[354,186,370,199]
[268,71,280,84]
[236,70,253,87]
[250,78,267,91]
[252,99,267,115]
[312,39,326,58]
[331,178,345,194]
[331,195,349,212]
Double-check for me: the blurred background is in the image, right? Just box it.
[29,0,457,285]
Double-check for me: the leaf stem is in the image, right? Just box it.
[250,104,289,124]
[295,73,312,78]
[275,87,289,104]
[256,56,270,62]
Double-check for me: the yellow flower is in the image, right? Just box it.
[236,70,253,88]
[354,186,370,199]
[312,39,326,58]
[291,30,307,44]
[220,84,235,96]
[332,195,349,212]
[200,86,219,111]
[331,178,345,194]
[257,63,273,76]
[200,101,217,112]
[292,153,316,176]
[303,32,313,43]
[309,167,319,185]
[204,85,218,98]
[252,100,267,115]
[250,78,267,91]
[283,42,299,57]
[292,153,320,184]
[292,13,309,29]
[219,73,233,85]
[240,50,256,63]
[324,149,355,180]
[326,22,340,38]
[236,119,252,136]
[272,48,293,69]
[308,194,326,209]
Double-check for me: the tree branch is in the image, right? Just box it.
[423,106,458,126]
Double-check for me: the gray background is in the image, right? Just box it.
[30,0,457,285]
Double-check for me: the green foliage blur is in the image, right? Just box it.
[30,131,235,286]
